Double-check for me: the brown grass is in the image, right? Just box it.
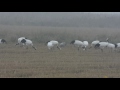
[0,44,120,78]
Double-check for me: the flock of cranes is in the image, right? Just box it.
[1,37,120,53]
[47,38,120,52]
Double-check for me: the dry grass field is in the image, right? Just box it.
[0,25,120,78]
[0,44,120,78]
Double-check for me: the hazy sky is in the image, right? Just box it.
[88,12,120,14]
[0,12,120,28]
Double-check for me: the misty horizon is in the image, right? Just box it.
[0,12,120,28]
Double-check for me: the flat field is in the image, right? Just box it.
[0,44,120,78]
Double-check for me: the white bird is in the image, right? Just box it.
[115,43,120,52]
[46,40,61,50]
[0,39,7,44]
[107,43,116,52]
[15,37,27,46]
[20,38,36,50]
[82,41,89,50]
[116,43,120,48]
[94,38,110,52]
[95,42,109,52]
[47,42,54,50]
[90,40,100,49]
[70,40,84,51]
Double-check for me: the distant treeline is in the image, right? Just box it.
[0,12,120,28]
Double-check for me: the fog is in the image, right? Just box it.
[0,12,120,28]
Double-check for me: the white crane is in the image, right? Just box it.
[46,40,61,50]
